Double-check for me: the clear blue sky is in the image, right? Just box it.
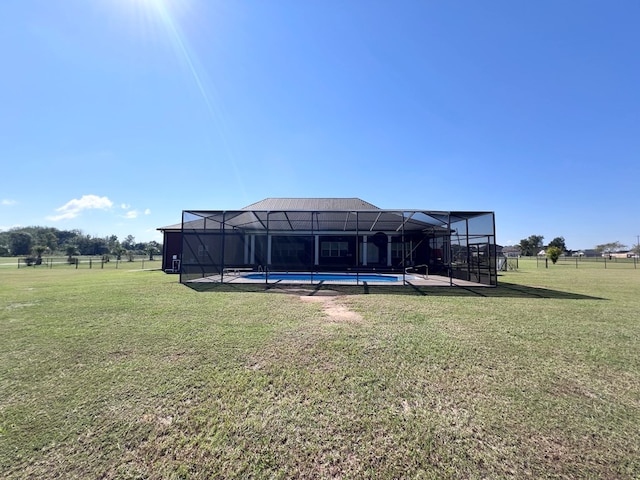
[1,0,639,249]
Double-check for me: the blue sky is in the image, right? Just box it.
[1,0,638,249]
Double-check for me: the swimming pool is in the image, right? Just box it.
[243,272,403,283]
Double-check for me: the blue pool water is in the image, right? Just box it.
[244,272,400,282]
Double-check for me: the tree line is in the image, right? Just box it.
[0,226,162,261]
[511,235,639,259]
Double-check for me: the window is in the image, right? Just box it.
[321,241,348,257]
[391,241,412,261]
[275,243,305,258]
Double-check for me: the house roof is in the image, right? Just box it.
[158,198,494,234]
[242,198,380,211]
[158,222,183,231]
[158,198,381,231]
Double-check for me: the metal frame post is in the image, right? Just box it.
[355,211,359,285]
[220,212,226,283]
[401,211,406,285]
[448,213,453,286]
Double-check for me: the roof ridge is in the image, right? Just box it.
[242,198,380,210]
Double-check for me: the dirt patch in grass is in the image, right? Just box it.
[243,296,362,374]
[299,296,363,324]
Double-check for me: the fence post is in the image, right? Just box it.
[75,258,79,269]
[545,258,548,268]
[90,258,92,269]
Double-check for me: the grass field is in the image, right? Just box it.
[1,259,639,478]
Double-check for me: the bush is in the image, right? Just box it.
[23,257,42,266]
[547,246,562,264]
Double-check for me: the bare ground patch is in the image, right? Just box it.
[299,296,363,324]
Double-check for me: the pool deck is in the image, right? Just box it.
[187,273,490,288]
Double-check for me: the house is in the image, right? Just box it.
[603,251,637,259]
[157,198,498,286]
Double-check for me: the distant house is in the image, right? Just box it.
[502,245,521,257]
[604,251,637,259]
[157,198,498,286]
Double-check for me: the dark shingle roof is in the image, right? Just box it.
[158,198,493,233]
[158,198,380,231]
[242,198,379,211]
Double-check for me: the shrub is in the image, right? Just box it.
[547,246,562,264]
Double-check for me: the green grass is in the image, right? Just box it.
[1,260,639,478]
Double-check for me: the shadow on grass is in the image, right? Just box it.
[183,280,604,300]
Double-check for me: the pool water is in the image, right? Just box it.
[244,272,401,282]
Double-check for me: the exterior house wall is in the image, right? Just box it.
[161,231,182,273]
[271,235,313,270]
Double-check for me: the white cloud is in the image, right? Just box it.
[121,203,130,209]
[47,195,113,221]
[144,208,151,215]
[1,199,17,206]
[123,210,139,219]
[145,228,163,240]
[0,223,22,231]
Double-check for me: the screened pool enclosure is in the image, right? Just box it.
[175,199,497,286]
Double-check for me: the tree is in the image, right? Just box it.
[611,241,627,252]
[27,245,48,266]
[106,235,119,253]
[595,241,627,254]
[546,246,562,264]
[57,229,82,247]
[548,237,567,253]
[32,245,47,259]
[122,235,135,250]
[519,235,544,256]
[145,241,161,260]
[31,230,57,251]
[9,231,33,255]
[65,245,78,263]
[112,246,126,261]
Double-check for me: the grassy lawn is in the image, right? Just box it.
[1,260,639,478]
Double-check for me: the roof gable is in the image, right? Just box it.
[242,198,379,211]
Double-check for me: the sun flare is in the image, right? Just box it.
[102,0,192,41]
